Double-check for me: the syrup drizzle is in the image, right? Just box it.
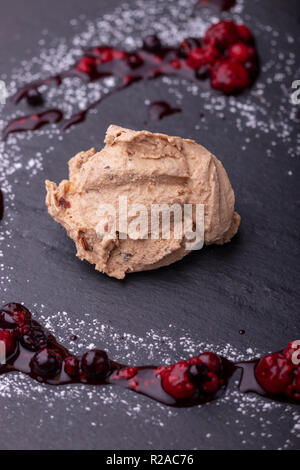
[0,189,4,221]
[0,303,299,407]
[2,109,63,141]
[3,20,259,140]
[148,101,181,121]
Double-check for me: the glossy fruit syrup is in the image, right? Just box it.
[0,303,298,407]
[2,20,259,140]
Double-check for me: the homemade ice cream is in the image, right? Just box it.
[45,125,240,279]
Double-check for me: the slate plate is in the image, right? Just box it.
[0,0,299,450]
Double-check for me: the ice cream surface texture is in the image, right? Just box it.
[45,125,240,279]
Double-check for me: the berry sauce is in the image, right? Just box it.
[195,0,236,12]
[2,109,63,141]
[0,303,299,407]
[3,20,259,140]
[0,189,3,221]
[148,101,181,121]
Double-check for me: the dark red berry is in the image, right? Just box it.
[20,326,49,352]
[178,37,202,58]
[76,56,96,74]
[0,303,31,329]
[236,24,253,44]
[188,362,209,383]
[81,349,110,380]
[244,59,259,81]
[285,368,300,401]
[64,356,80,377]
[92,46,127,62]
[211,60,250,94]
[0,330,17,357]
[127,53,144,69]
[186,45,219,69]
[158,361,195,400]
[255,352,293,395]
[228,42,255,63]
[195,65,209,80]
[204,20,239,49]
[30,348,62,379]
[142,35,162,53]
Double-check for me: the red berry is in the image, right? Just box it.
[159,361,195,400]
[204,20,239,49]
[237,24,253,43]
[202,372,219,394]
[111,49,127,61]
[0,330,17,357]
[211,60,250,94]
[127,53,144,69]
[20,325,49,351]
[229,42,255,63]
[255,353,293,395]
[283,340,300,366]
[64,356,80,377]
[186,45,219,69]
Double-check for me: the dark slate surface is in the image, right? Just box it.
[0,0,299,450]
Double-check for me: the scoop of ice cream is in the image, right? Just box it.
[45,125,240,279]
